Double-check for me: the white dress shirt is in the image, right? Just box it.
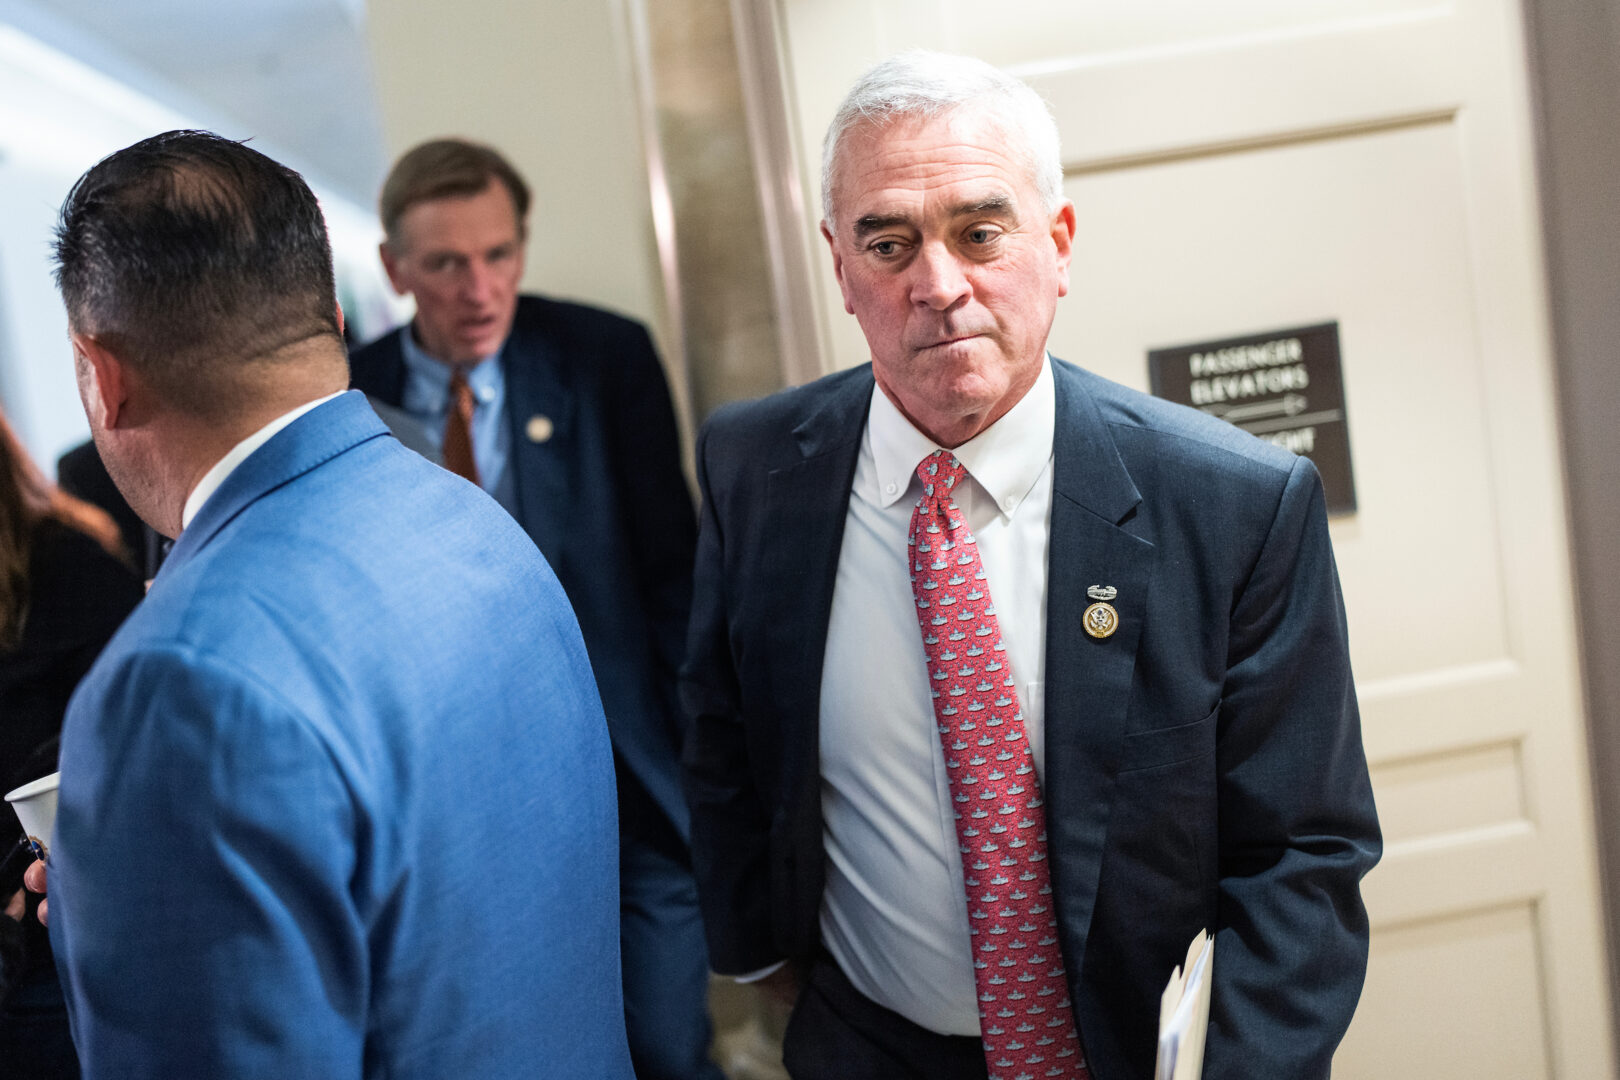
[818,357,1056,1035]
[181,391,346,530]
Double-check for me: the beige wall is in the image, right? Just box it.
[364,0,670,351]
[1524,0,1620,1029]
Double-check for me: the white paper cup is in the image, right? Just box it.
[5,771,60,857]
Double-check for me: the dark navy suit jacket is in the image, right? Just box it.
[350,296,698,837]
[681,359,1381,1080]
[51,393,634,1078]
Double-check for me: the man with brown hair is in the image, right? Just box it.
[349,139,720,1080]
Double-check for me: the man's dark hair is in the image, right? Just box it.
[53,130,342,415]
[379,138,530,244]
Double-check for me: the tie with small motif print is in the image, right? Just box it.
[909,450,1089,1080]
[443,367,480,485]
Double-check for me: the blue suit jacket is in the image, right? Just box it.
[51,392,634,1079]
[350,296,697,838]
[681,360,1381,1080]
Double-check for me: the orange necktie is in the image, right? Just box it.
[443,367,480,486]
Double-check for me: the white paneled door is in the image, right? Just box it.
[760,2,1613,1075]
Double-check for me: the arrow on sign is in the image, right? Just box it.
[1206,393,1307,424]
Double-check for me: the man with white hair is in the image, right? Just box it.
[681,51,1380,1080]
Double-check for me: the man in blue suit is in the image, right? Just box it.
[45,130,634,1078]
[347,139,718,1080]
[681,53,1381,1080]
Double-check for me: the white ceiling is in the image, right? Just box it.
[0,0,387,205]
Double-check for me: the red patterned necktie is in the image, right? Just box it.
[909,450,1089,1080]
[443,367,480,485]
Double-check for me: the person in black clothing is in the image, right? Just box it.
[0,405,143,1080]
[54,440,149,578]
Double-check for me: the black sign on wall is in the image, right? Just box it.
[1147,321,1357,515]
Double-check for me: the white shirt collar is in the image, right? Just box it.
[180,391,346,530]
[868,354,1056,517]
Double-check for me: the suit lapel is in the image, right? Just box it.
[501,311,574,561]
[157,392,389,583]
[763,370,872,790]
[1042,361,1154,962]
[348,329,409,406]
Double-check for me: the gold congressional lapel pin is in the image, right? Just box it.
[525,414,554,443]
[1084,585,1119,640]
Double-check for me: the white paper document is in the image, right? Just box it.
[1155,929,1213,1080]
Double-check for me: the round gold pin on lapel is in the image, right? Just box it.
[1084,585,1119,640]
[1083,602,1118,640]
[525,414,554,443]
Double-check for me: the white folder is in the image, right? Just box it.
[1154,930,1214,1080]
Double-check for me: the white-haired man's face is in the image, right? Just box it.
[822,109,1075,448]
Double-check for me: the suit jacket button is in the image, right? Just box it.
[526,414,554,443]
